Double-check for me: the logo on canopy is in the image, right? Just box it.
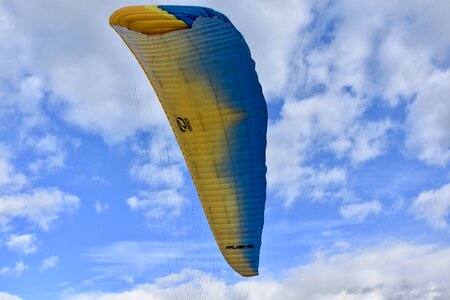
[176,117,192,132]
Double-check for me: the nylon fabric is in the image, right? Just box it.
[110,6,267,277]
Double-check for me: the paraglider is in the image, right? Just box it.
[110,5,267,277]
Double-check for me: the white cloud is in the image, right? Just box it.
[266,0,450,206]
[292,0,450,104]
[31,134,60,154]
[0,150,27,193]
[128,139,186,219]
[376,28,434,106]
[285,0,450,165]
[348,120,393,164]
[0,0,161,143]
[308,167,347,199]
[126,189,186,220]
[411,183,450,229]
[5,234,36,255]
[267,93,355,206]
[405,70,450,166]
[0,261,28,277]
[65,242,450,300]
[94,201,109,214]
[266,92,391,206]
[27,134,66,173]
[340,201,382,222]
[39,256,60,272]
[129,161,184,190]
[0,292,23,300]
[13,261,27,276]
[0,74,46,129]
[28,151,65,174]
[129,131,186,185]
[0,187,80,231]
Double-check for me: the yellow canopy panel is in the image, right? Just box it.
[109,5,189,35]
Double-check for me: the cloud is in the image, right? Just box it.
[0,292,23,300]
[0,261,28,277]
[340,201,382,222]
[266,91,391,206]
[126,189,186,220]
[130,131,185,180]
[94,201,109,214]
[292,0,450,103]
[411,183,450,229]
[266,0,450,206]
[127,139,186,219]
[348,120,393,164]
[39,256,60,272]
[129,161,184,190]
[14,261,27,276]
[405,70,450,166]
[5,234,36,255]
[27,134,66,173]
[1,75,46,129]
[292,0,450,165]
[266,93,355,206]
[0,150,27,193]
[65,242,450,300]
[0,187,80,231]
[0,0,162,143]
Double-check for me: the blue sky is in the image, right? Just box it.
[1,0,450,299]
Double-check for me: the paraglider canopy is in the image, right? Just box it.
[110,5,268,277]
